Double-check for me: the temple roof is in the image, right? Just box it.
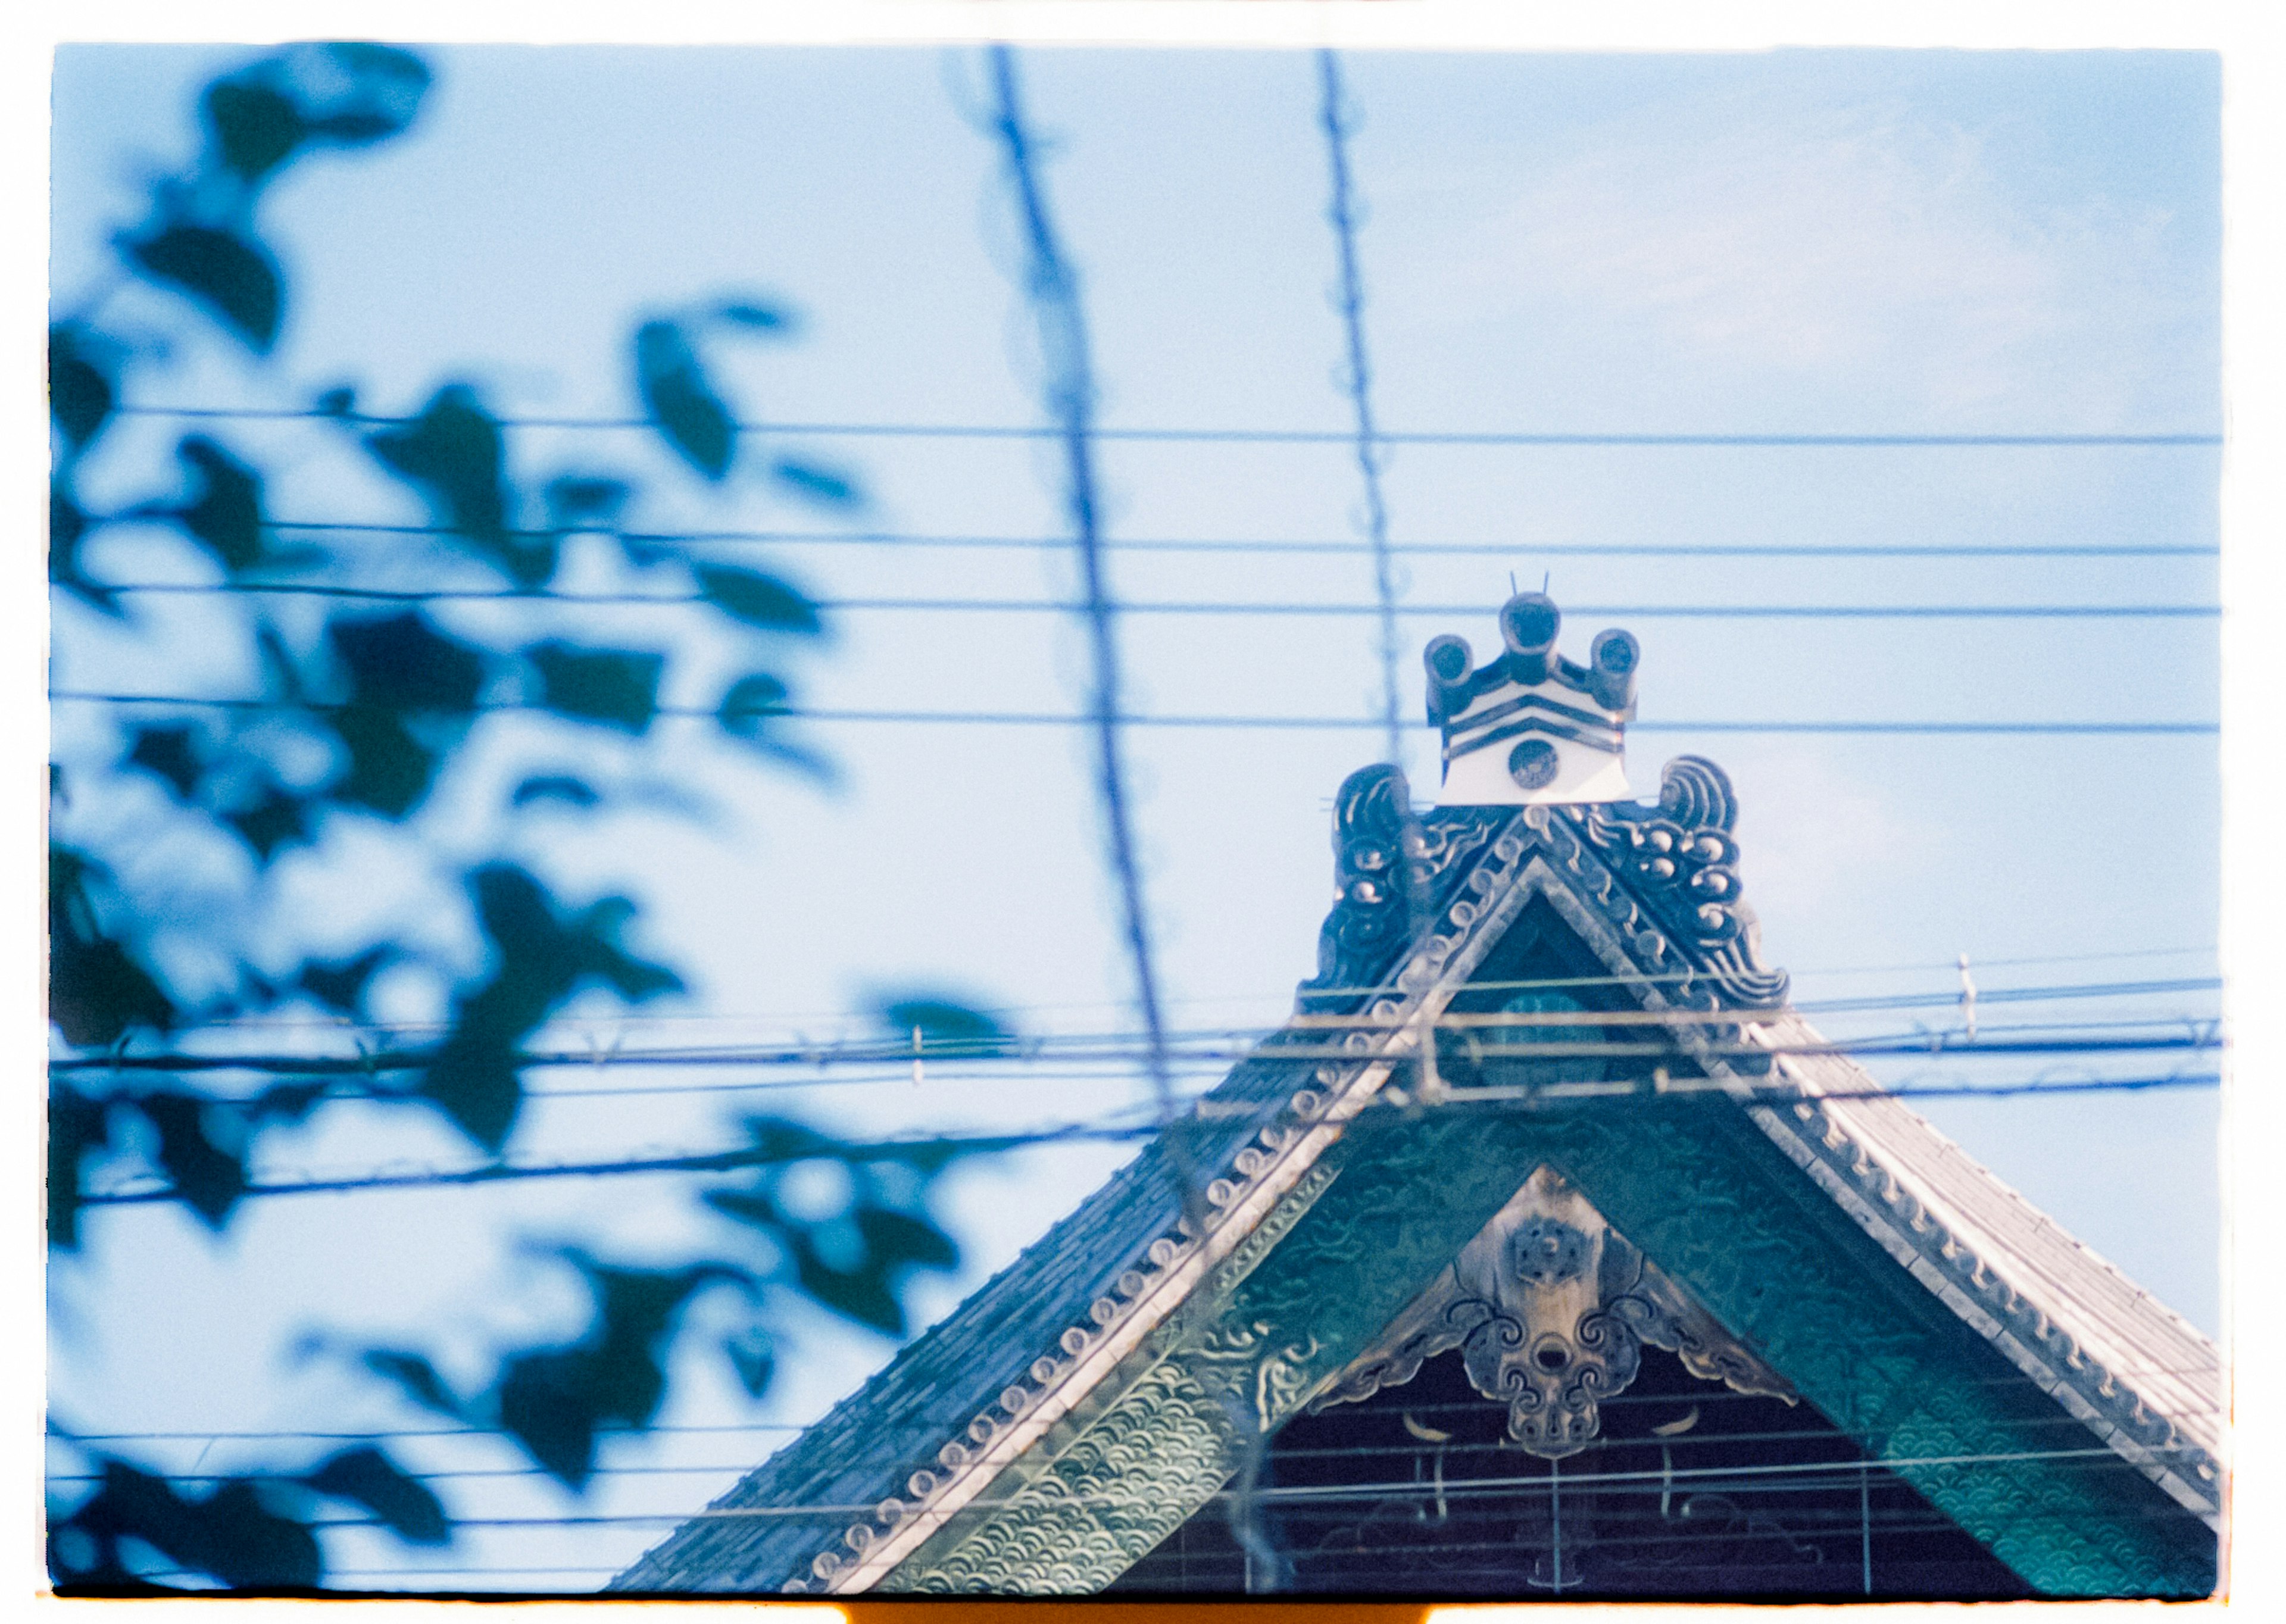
[610,745,2221,1600]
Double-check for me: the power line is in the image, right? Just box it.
[80,582,2224,620]
[129,948,2219,1038]
[43,693,2222,735]
[108,402,2224,447]
[982,43,1197,1229]
[71,1071,2220,1210]
[234,519,2230,558]
[48,994,2225,1076]
[1317,46,1403,767]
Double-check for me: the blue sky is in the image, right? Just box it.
[44,38,2229,1591]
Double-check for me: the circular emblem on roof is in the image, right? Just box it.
[1507,738,1560,791]
[1510,1217,1589,1287]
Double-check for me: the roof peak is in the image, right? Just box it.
[1425,589,1639,806]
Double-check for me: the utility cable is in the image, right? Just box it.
[980,43,1198,1230]
[108,402,2223,448]
[71,1070,2220,1210]
[44,692,2222,735]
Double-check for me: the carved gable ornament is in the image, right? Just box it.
[1312,1164,1795,1456]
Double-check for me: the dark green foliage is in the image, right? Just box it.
[204,78,305,182]
[724,1327,776,1397]
[224,789,316,862]
[511,774,601,808]
[636,319,735,480]
[202,43,431,182]
[717,672,789,730]
[51,482,117,615]
[770,456,862,508]
[49,847,177,1047]
[301,1447,448,1545]
[544,474,630,525]
[51,1461,322,1590]
[702,1117,964,1337]
[48,1087,111,1250]
[49,43,989,1586]
[419,866,682,1150]
[128,726,205,799]
[126,224,283,352]
[136,1092,249,1228]
[328,612,486,713]
[165,437,268,572]
[360,1349,466,1421]
[295,947,391,1015]
[715,298,792,330]
[494,1258,736,1488]
[874,994,1014,1055]
[317,614,488,817]
[527,641,663,733]
[364,385,554,582]
[49,324,115,453]
[324,705,440,819]
[692,563,822,633]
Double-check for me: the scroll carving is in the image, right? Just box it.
[1310,1164,1795,1456]
[1573,755,1788,1007]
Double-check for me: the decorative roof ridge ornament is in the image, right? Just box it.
[1425,589,1639,806]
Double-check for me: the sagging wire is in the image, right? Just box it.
[66,1069,2222,1212]
[104,400,2226,448]
[47,691,2225,734]
[978,43,1205,1239]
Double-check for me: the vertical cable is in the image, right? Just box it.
[1317,47,1439,1101]
[1316,48,1404,764]
[980,48,1199,1211]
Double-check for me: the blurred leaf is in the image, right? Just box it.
[324,704,438,820]
[125,223,283,352]
[135,1092,247,1228]
[419,866,681,1150]
[527,642,662,734]
[361,1348,467,1422]
[724,1328,775,1398]
[48,1086,112,1251]
[249,1080,330,1126]
[204,77,305,180]
[635,320,735,480]
[716,673,789,736]
[364,386,546,580]
[873,995,1011,1054]
[224,788,316,861]
[127,726,204,800]
[495,1350,602,1489]
[57,1461,321,1590]
[49,847,177,1047]
[702,1188,780,1231]
[302,1448,447,1546]
[789,1236,904,1336]
[51,483,121,617]
[167,437,267,572]
[307,43,432,140]
[511,775,600,809]
[49,324,114,454]
[295,947,391,1015]
[691,564,821,635]
[770,457,861,510]
[314,385,357,417]
[328,612,486,713]
[495,1261,728,1488]
[543,474,629,527]
[854,1204,960,1273]
[714,298,794,332]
